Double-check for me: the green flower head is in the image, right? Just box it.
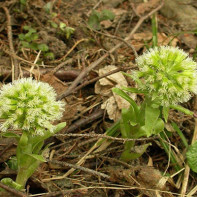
[0,78,65,135]
[134,46,197,106]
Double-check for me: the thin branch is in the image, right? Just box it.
[45,159,110,180]
[54,133,158,142]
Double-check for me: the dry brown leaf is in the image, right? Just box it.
[95,65,136,121]
[40,73,67,95]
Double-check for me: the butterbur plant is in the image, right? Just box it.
[113,46,197,161]
[0,78,66,190]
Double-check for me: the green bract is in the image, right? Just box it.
[134,46,197,106]
[0,78,65,135]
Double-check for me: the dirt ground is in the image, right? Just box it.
[0,0,197,196]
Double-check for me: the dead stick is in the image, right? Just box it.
[55,133,158,142]
[70,66,137,96]
[45,159,110,179]
[57,0,164,100]
[2,7,20,80]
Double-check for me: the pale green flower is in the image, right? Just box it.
[134,46,197,106]
[0,78,65,135]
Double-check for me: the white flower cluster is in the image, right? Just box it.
[134,46,197,106]
[0,78,65,135]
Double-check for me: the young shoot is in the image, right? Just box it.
[113,46,197,161]
[0,78,66,190]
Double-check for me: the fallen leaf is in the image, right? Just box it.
[95,65,136,121]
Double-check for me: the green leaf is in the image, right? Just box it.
[23,26,36,33]
[29,42,38,50]
[65,27,75,39]
[170,105,193,116]
[120,108,134,138]
[20,0,27,5]
[186,141,197,173]
[88,10,101,30]
[112,87,139,115]
[154,118,164,135]
[120,143,151,162]
[7,156,18,170]
[21,41,30,48]
[1,178,23,191]
[26,153,46,162]
[44,2,52,14]
[100,9,115,21]
[18,33,25,41]
[44,52,55,60]
[1,132,20,140]
[30,33,39,41]
[32,141,44,154]
[59,22,67,31]
[171,122,188,148]
[37,44,49,52]
[144,104,160,136]
[18,132,28,147]
[50,21,58,28]
[162,106,169,122]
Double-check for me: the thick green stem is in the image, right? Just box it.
[15,167,30,189]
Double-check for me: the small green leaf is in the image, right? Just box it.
[20,0,27,5]
[65,27,75,39]
[37,44,49,52]
[59,22,67,31]
[1,132,20,140]
[7,156,18,170]
[44,52,55,60]
[50,21,58,28]
[44,2,52,14]
[88,10,101,30]
[29,42,38,50]
[100,9,115,21]
[18,34,25,41]
[30,33,39,41]
[186,141,197,173]
[26,153,46,162]
[21,41,30,48]
[23,26,36,33]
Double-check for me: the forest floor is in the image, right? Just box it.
[0,0,197,196]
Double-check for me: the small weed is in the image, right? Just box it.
[18,26,54,59]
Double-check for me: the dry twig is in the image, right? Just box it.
[2,7,20,80]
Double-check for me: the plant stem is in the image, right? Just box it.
[15,167,29,189]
